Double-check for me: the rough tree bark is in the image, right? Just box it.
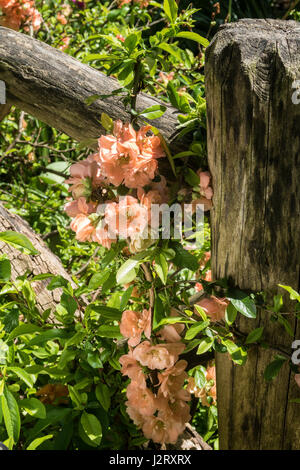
[205,19,300,449]
[0,203,75,314]
[0,26,187,153]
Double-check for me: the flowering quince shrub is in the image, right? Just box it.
[0,0,300,452]
[0,0,42,31]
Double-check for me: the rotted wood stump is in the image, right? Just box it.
[206,19,300,449]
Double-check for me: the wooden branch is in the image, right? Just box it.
[0,203,76,317]
[0,27,187,153]
[205,19,300,450]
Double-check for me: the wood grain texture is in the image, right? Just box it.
[0,26,186,153]
[0,203,76,318]
[205,19,300,449]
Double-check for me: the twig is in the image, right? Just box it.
[74,246,100,276]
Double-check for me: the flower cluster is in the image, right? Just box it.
[119,308,191,445]
[0,0,42,31]
[64,121,167,253]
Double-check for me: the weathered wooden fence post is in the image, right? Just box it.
[205,19,300,450]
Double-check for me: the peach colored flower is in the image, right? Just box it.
[206,364,216,383]
[116,34,125,42]
[61,3,72,16]
[57,12,67,24]
[70,214,95,242]
[120,309,151,347]
[133,341,185,370]
[157,71,175,86]
[104,196,148,240]
[157,394,190,425]
[92,222,117,249]
[119,350,146,386]
[59,36,70,51]
[125,403,145,427]
[158,360,188,398]
[69,206,117,248]
[0,0,42,31]
[117,0,131,6]
[198,169,213,200]
[64,197,96,217]
[126,382,157,416]
[123,157,158,188]
[65,154,105,199]
[142,415,183,444]
[98,121,165,188]
[157,308,185,343]
[195,296,229,322]
[136,125,165,160]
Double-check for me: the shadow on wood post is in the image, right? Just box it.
[205,19,300,450]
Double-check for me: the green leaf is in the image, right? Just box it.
[117,62,134,87]
[86,351,103,369]
[139,104,167,120]
[40,161,69,187]
[0,256,11,282]
[100,113,113,132]
[7,324,42,342]
[225,303,237,325]
[197,337,214,355]
[80,412,102,447]
[194,304,208,321]
[89,305,122,321]
[222,340,248,365]
[19,398,46,419]
[175,32,209,48]
[27,434,53,450]
[185,321,210,340]
[194,368,206,388]
[97,325,122,339]
[120,286,134,310]
[227,290,257,319]
[64,331,86,348]
[116,258,139,285]
[278,284,300,302]
[26,408,71,443]
[163,0,178,23]
[158,42,182,61]
[0,231,39,255]
[124,33,138,54]
[245,327,264,345]
[171,242,199,271]
[95,383,111,412]
[88,271,110,290]
[7,367,34,388]
[68,385,85,410]
[184,168,200,187]
[278,314,294,337]
[154,253,168,285]
[264,357,287,381]
[28,329,71,346]
[1,385,20,443]
[167,81,191,113]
